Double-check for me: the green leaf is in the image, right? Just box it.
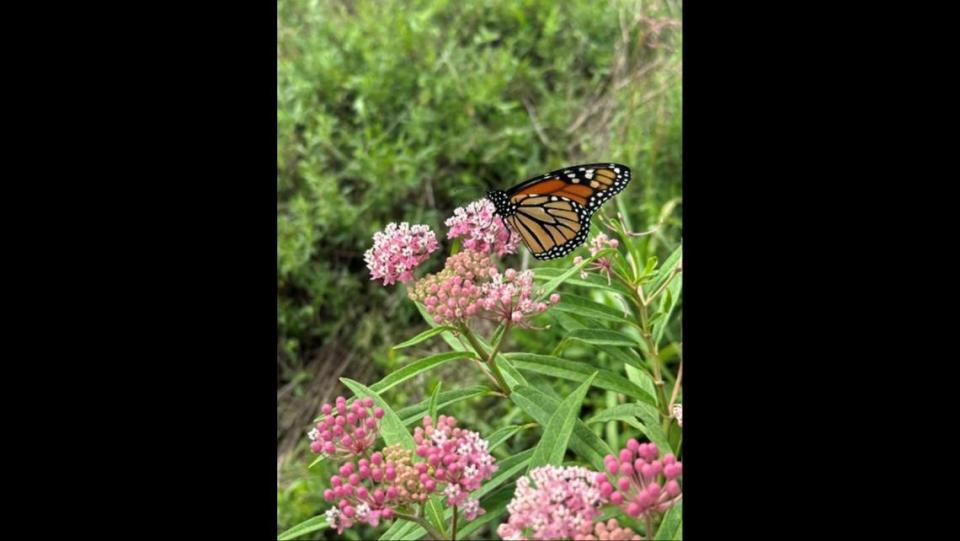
[485,424,522,450]
[643,256,658,277]
[568,328,641,348]
[535,248,615,299]
[369,352,474,394]
[528,372,597,470]
[425,495,446,537]
[504,353,656,406]
[428,381,442,424]
[277,515,329,540]
[392,326,459,350]
[511,386,613,471]
[655,500,682,540]
[340,378,415,449]
[584,403,648,430]
[624,364,658,406]
[307,454,325,469]
[632,401,673,454]
[550,294,636,326]
[653,272,682,344]
[534,268,634,297]
[395,385,492,426]
[646,243,682,297]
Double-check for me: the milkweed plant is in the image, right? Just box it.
[280,197,683,540]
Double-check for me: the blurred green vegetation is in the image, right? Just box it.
[278,0,681,537]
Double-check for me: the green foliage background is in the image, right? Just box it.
[278,0,682,538]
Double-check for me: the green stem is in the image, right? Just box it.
[647,267,680,305]
[392,512,447,541]
[460,325,511,395]
[451,505,458,541]
[634,284,670,416]
[645,511,654,540]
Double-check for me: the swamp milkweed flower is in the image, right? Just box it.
[445,198,520,257]
[497,465,608,540]
[364,222,439,286]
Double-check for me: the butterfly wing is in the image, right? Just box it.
[500,163,630,259]
[504,163,631,215]
[505,194,592,260]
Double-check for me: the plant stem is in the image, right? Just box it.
[460,325,511,395]
[393,512,447,541]
[451,505,458,541]
[645,511,654,540]
[634,284,669,416]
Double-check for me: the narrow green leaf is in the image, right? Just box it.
[396,386,491,426]
[564,328,642,349]
[535,248,615,299]
[646,243,682,297]
[528,372,597,469]
[655,500,683,540]
[550,294,636,326]
[340,378,415,449]
[643,256,658,277]
[308,454,325,469]
[511,386,612,471]
[584,401,671,453]
[277,515,329,540]
[428,381,442,424]
[369,352,474,394]
[653,273,682,344]
[504,353,656,406]
[625,364,658,406]
[392,326,459,350]
[534,268,634,297]
[426,496,446,537]
[585,403,650,429]
[485,424,521,451]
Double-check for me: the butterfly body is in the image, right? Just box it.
[488,163,631,260]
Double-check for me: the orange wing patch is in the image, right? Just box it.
[513,179,567,197]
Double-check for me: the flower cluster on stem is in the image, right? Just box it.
[445,198,519,257]
[364,222,439,286]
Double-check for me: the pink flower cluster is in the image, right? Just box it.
[364,222,439,286]
[497,465,608,541]
[308,396,384,459]
[600,440,682,518]
[574,233,619,283]
[312,405,498,534]
[408,250,560,326]
[322,444,434,533]
[482,268,559,326]
[414,415,497,520]
[445,198,520,257]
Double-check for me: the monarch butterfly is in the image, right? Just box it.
[487,163,631,260]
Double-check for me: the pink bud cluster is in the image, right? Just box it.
[583,519,643,541]
[445,198,520,257]
[408,250,560,326]
[364,222,439,286]
[414,415,497,520]
[309,396,384,459]
[408,250,495,324]
[322,444,428,533]
[574,233,619,283]
[600,440,682,519]
[496,465,608,541]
